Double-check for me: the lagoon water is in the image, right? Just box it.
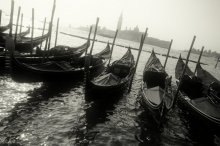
[0,27,220,145]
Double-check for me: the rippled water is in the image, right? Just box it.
[0,28,220,145]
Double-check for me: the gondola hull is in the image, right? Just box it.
[11,56,106,83]
[89,73,133,94]
[175,56,220,131]
[15,34,48,53]
[88,48,135,95]
[178,92,220,131]
[140,50,174,124]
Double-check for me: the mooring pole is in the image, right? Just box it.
[194,46,204,75]
[40,17,46,49]
[19,13,23,34]
[30,8,34,54]
[128,27,148,92]
[89,17,99,55]
[0,10,2,26]
[9,0,14,37]
[173,36,196,107]
[85,25,92,55]
[43,22,51,61]
[164,39,173,68]
[84,18,99,87]
[215,58,219,68]
[54,18,59,47]
[14,6,21,43]
[107,29,118,66]
[47,0,56,51]
[14,7,21,39]
[84,26,92,88]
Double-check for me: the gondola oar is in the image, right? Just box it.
[9,0,14,37]
[47,0,56,51]
[40,17,46,49]
[19,13,23,34]
[107,29,118,66]
[30,8,34,54]
[54,18,59,47]
[173,36,196,107]
[128,27,148,92]
[194,46,204,75]
[14,6,21,43]
[164,39,173,68]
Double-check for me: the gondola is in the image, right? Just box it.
[196,63,220,104]
[0,40,90,69]
[175,55,220,129]
[140,50,173,124]
[0,23,10,33]
[17,39,90,63]
[0,27,31,47]
[10,42,110,82]
[196,63,220,86]
[89,47,135,94]
[15,32,49,52]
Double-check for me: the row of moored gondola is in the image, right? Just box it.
[0,0,219,131]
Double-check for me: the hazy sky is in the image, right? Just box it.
[0,0,219,52]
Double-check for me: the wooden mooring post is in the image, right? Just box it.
[194,46,204,75]
[215,57,219,68]
[19,13,23,34]
[0,10,2,26]
[47,0,56,51]
[84,17,99,88]
[173,36,196,107]
[40,17,46,49]
[128,27,148,92]
[107,29,118,66]
[4,0,14,71]
[14,6,21,43]
[54,18,59,47]
[9,0,14,37]
[164,39,173,68]
[85,25,92,55]
[30,8,34,54]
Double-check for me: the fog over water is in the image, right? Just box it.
[0,0,220,52]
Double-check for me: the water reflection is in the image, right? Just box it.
[73,91,123,145]
[178,101,220,145]
[0,81,80,144]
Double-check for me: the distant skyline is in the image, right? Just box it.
[0,0,219,52]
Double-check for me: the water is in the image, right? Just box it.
[0,28,220,145]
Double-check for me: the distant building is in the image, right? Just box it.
[117,12,123,31]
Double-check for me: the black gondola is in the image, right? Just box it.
[0,23,10,33]
[15,32,49,52]
[89,47,135,94]
[0,27,30,47]
[10,42,110,82]
[0,40,90,69]
[196,63,220,104]
[175,56,220,129]
[140,50,173,124]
